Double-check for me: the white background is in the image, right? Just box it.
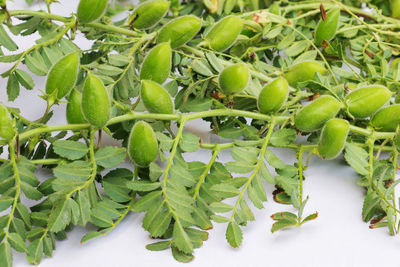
[1,1,400,266]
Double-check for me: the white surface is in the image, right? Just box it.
[1,1,400,267]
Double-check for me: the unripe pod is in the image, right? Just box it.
[315,7,340,46]
[132,0,170,29]
[345,85,392,118]
[204,15,243,52]
[0,0,5,8]
[157,15,202,48]
[128,121,159,167]
[81,74,111,129]
[318,118,349,159]
[66,89,86,124]
[0,104,15,141]
[45,51,79,100]
[140,42,171,84]
[77,0,108,23]
[283,61,327,87]
[141,80,173,114]
[218,63,249,95]
[371,104,400,132]
[257,77,289,114]
[294,95,341,132]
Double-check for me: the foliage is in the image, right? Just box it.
[0,0,400,265]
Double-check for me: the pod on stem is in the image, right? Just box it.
[131,0,170,29]
[140,42,171,84]
[345,85,392,118]
[141,80,174,114]
[218,63,250,96]
[283,61,327,87]
[294,95,341,132]
[77,0,108,23]
[81,74,111,129]
[257,77,289,114]
[128,121,159,167]
[318,118,349,159]
[45,51,80,100]
[204,15,243,52]
[157,15,202,48]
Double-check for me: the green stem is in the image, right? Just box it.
[161,119,186,228]
[193,146,221,201]
[230,119,276,222]
[4,137,21,241]
[84,22,141,37]
[66,128,96,198]
[9,10,70,22]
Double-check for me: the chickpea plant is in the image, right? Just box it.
[1,0,400,265]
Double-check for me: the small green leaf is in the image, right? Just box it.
[15,69,34,90]
[53,140,88,160]
[0,242,13,267]
[95,147,127,168]
[226,221,243,248]
[0,196,13,212]
[271,218,297,233]
[344,144,369,176]
[146,241,171,251]
[362,190,380,222]
[47,198,71,233]
[211,214,230,223]
[53,161,92,181]
[173,223,193,254]
[301,212,318,224]
[210,183,240,198]
[81,231,102,244]
[179,132,200,152]
[0,24,18,51]
[171,245,194,263]
[270,129,297,147]
[8,232,27,253]
[7,73,20,101]
[131,190,162,212]
[26,239,43,265]
[210,202,234,213]
[127,181,161,192]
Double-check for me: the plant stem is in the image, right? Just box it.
[230,119,276,222]
[4,137,21,242]
[193,146,221,201]
[66,128,96,198]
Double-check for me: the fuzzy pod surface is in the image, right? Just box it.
[128,121,159,167]
[294,95,341,132]
[204,15,243,52]
[132,0,170,29]
[77,0,108,23]
[45,51,79,100]
[157,15,202,48]
[141,80,174,114]
[81,74,111,128]
[66,89,86,124]
[283,61,327,87]
[257,77,289,114]
[140,42,171,84]
[218,63,250,95]
[371,104,400,132]
[318,118,350,159]
[345,85,392,118]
